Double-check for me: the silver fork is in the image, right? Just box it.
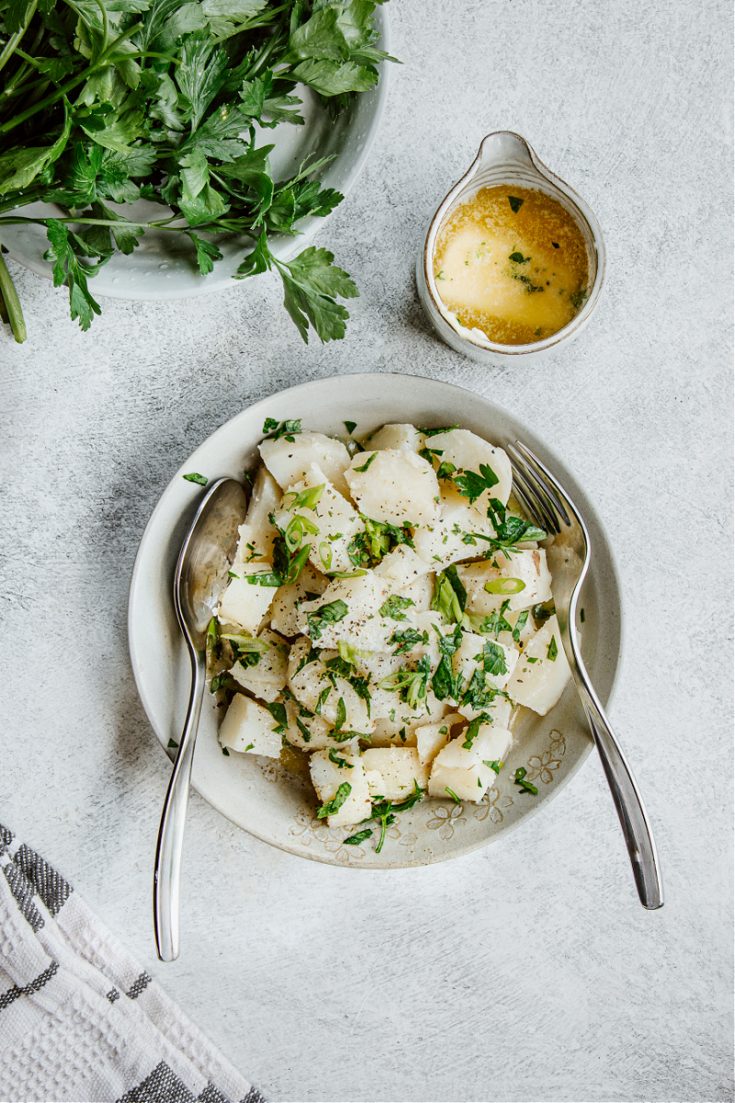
[507,440,664,910]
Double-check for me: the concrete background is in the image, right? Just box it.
[1,2,732,1100]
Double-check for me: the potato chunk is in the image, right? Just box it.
[453,631,519,694]
[270,563,328,637]
[284,700,358,752]
[309,750,372,827]
[259,432,351,496]
[366,423,422,452]
[423,428,512,508]
[299,572,390,651]
[415,713,464,766]
[218,694,282,758]
[232,467,280,565]
[374,544,431,588]
[344,449,440,526]
[218,563,277,634]
[228,629,289,703]
[429,721,512,801]
[362,747,428,801]
[506,615,570,715]
[457,548,552,614]
[413,496,496,569]
[287,637,374,734]
[273,464,363,575]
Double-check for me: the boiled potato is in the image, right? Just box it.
[259,432,351,496]
[424,428,512,508]
[218,694,282,758]
[287,637,374,734]
[284,700,358,752]
[506,615,570,715]
[299,572,391,651]
[308,750,372,827]
[270,562,328,637]
[228,629,289,703]
[457,693,514,727]
[374,544,430,588]
[428,720,512,801]
[452,631,519,693]
[273,464,363,575]
[218,563,277,635]
[457,548,552,614]
[415,713,464,766]
[362,747,428,800]
[344,449,440,526]
[412,496,496,569]
[232,467,280,567]
[366,423,423,452]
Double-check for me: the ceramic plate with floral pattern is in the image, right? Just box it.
[129,373,621,867]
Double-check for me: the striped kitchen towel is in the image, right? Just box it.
[0,823,265,1103]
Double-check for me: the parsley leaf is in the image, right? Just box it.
[316,781,352,818]
[379,595,415,621]
[307,598,349,640]
[182,472,209,486]
[453,463,499,504]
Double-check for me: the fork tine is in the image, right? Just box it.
[513,440,572,526]
[507,445,560,535]
[509,479,547,531]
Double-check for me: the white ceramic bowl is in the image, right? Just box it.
[128,373,622,868]
[1,13,388,301]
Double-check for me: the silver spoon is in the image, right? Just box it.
[153,476,248,961]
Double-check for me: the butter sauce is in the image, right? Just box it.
[433,185,589,345]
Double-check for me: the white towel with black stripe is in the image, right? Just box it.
[0,823,265,1103]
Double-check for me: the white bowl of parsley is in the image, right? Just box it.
[0,0,390,344]
[129,372,623,869]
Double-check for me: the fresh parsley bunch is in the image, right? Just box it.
[0,0,391,343]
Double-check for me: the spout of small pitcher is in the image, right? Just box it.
[474,131,537,175]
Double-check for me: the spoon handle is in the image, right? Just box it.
[153,646,206,961]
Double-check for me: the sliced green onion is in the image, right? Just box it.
[220,633,270,653]
[282,484,325,510]
[484,577,526,595]
[329,568,367,579]
[318,541,333,570]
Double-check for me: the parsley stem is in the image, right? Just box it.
[0,21,144,135]
[0,248,27,343]
[0,0,37,78]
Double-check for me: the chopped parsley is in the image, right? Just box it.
[343,828,373,846]
[431,623,463,701]
[379,595,415,621]
[476,640,508,678]
[344,421,357,434]
[483,759,503,774]
[369,781,424,852]
[262,418,302,442]
[512,610,530,642]
[316,782,352,819]
[182,472,208,486]
[328,749,353,769]
[462,712,491,750]
[348,517,414,568]
[547,636,558,661]
[389,628,429,655]
[509,251,530,263]
[419,425,459,437]
[354,452,377,473]
[453,463,499,504]
[307,599,349,640]
[265,701,288,733]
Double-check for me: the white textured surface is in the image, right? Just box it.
[0,2,732,1101]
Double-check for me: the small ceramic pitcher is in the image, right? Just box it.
[416,131,606,362]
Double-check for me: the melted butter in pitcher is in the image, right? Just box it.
[433,185,589,345]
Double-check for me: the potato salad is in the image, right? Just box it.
[210,418,571,851]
